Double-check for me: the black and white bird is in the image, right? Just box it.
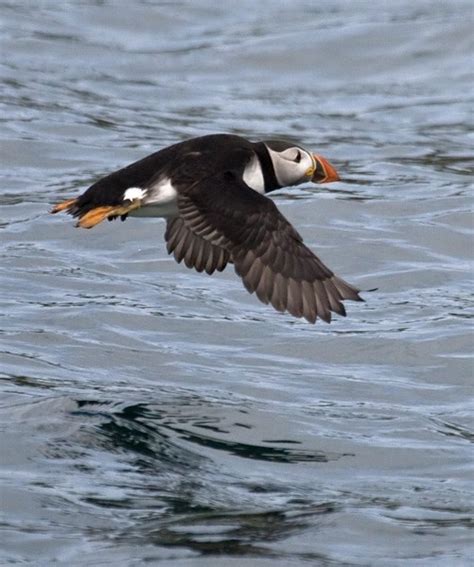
[52,133,363,323]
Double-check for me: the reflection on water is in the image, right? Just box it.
[68,399,341,557]
[1,0,473,564]
[2,389,472,563]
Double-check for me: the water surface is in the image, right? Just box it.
[1,1,473,565]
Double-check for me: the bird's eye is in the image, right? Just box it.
[294,150,302,163]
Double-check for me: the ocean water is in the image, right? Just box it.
[1,1,473,565]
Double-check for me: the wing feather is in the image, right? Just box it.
[165,217,230,275]
[167,170,362,322]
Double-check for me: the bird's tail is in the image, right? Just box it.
[50,198,140,229]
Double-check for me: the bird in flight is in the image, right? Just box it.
[52,133,363,323]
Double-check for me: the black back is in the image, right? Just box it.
[76,134,258,211]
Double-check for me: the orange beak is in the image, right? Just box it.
[312,154,340,183]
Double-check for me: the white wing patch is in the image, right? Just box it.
[123,187,146,202]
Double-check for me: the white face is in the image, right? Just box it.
[267,146,315,188]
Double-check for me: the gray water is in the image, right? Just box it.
[1,1,473,565]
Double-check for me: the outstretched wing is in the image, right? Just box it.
[165,217,230,275]
[165,170,362,323]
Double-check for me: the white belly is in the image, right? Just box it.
[243,154,265,193]
[129,177,179,218]
[130,201,178,218]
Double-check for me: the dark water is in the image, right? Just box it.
[1,1,473,565]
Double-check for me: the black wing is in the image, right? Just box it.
[165,217,230,275]
[165,170,362,323]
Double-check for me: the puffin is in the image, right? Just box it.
[51,133,363,323]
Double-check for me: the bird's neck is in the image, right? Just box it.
[252,142,281,193]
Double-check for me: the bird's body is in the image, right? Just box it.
[52,133,363,323]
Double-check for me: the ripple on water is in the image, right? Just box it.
[1,0,473,565]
